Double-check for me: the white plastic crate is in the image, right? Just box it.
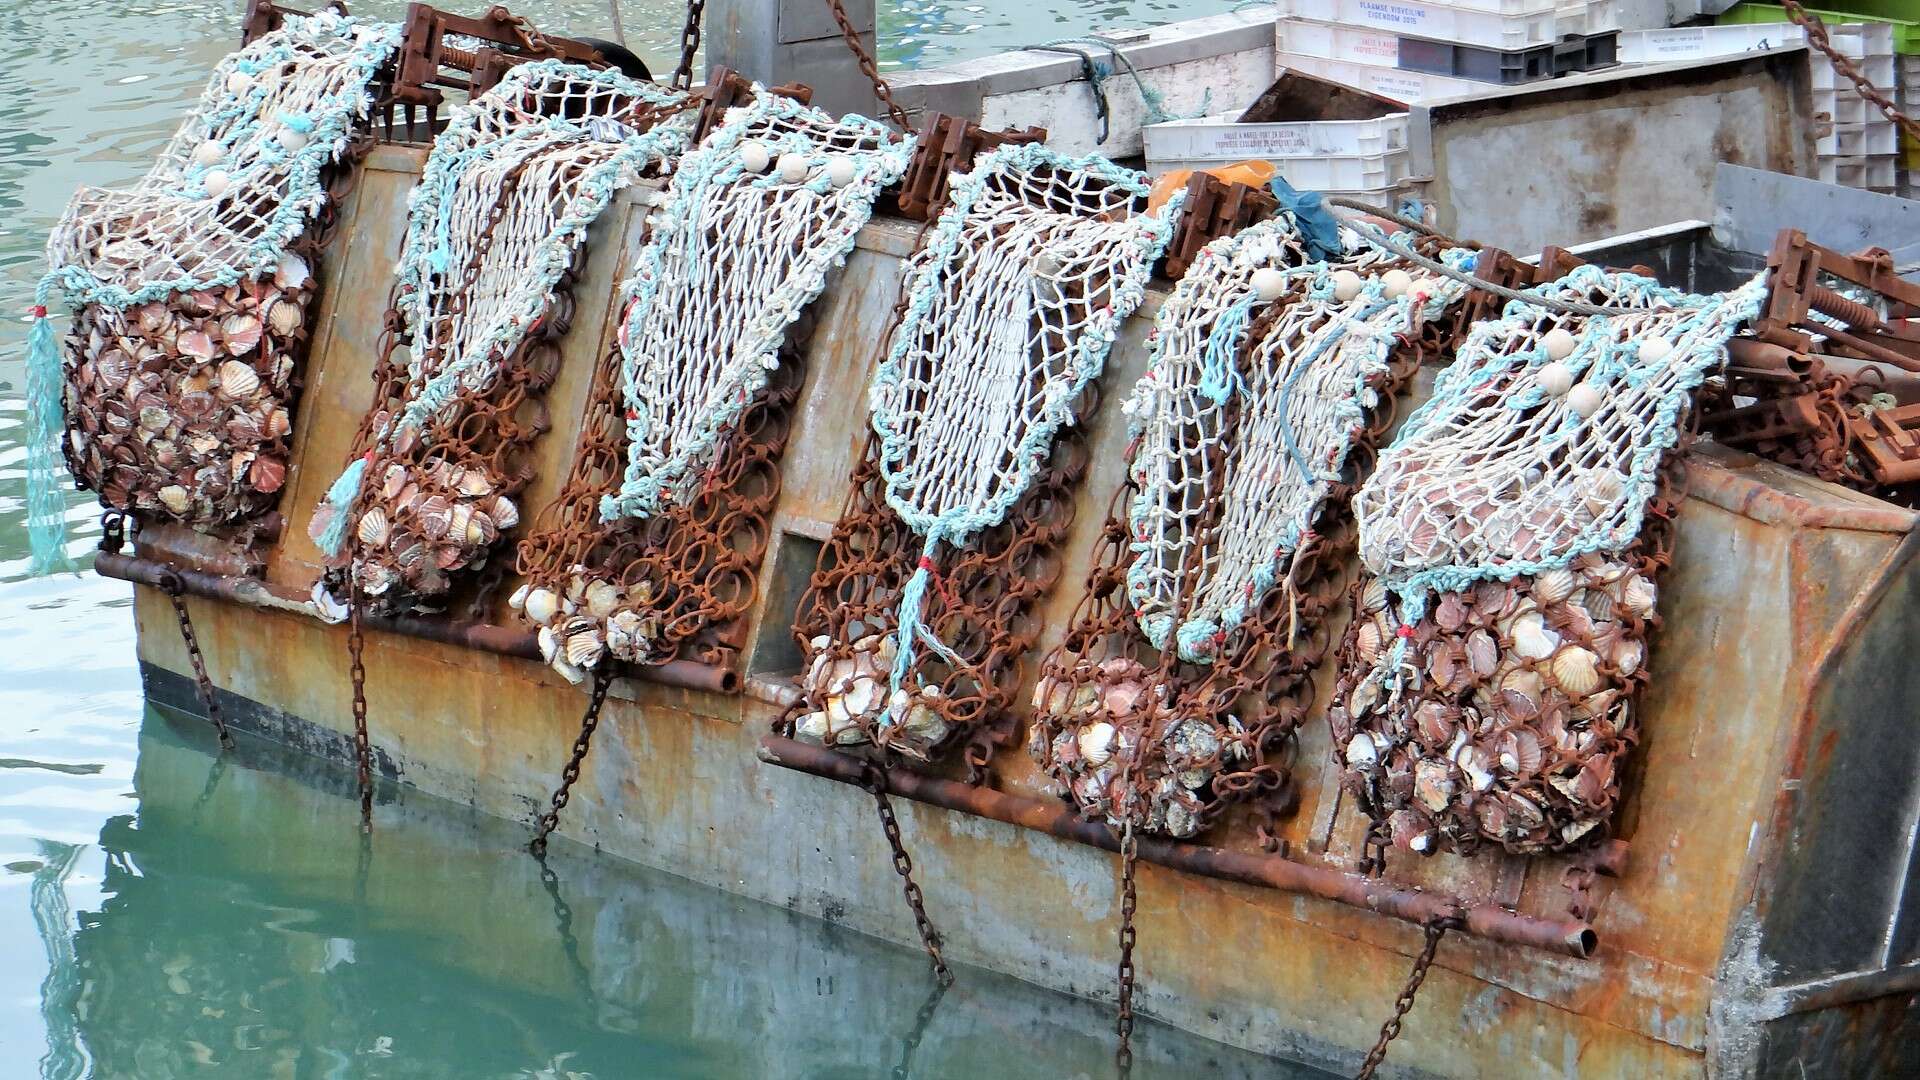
[1553,0,1621,36]
[1817,155,1898,191]
[1816,121,1899,157]
[1618,21,1889,64]
[1272,52,1491,103]
[1270,149,1416,193]
[1274,0,1560,52]
[1142,112,1412,163]
[1811,52,1895,93]
[1277,18,1405,67]
[1815,87,1872,126]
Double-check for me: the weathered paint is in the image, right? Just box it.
[123,146,1920,1077]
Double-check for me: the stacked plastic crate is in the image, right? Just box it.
[1905,51,1918,198]
[1621,19,1901,194]
[1271,0,1626,98]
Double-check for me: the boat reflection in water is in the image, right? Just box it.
[49,708,1310,1078]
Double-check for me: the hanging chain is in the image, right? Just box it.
[861,761,954,983]
[822,0,912,131]
[671,0,706,91]
[1115,819,1140,1071]
[529,666,614,857]
[346,594,374,831]
[157,571,235,750]
[1780,0,1920,145]
[1354,915,1462,1080]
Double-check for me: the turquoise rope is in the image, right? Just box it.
[25,281,73,575]
[1197,295,1254,406]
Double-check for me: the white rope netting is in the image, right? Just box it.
[1353,265,1769,607]
[864,143,1182,696]
[1124,242,1480,662]
[598,91,914,522]
[311,60,693,558]
[870,146,1181,547]
[43,12,399,307]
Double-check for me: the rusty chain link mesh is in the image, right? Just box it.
[329,88,695,616]
[1028,250,1466,850]
[780,415,1091,781]
[61,143,371,535]
[514,327,807,675]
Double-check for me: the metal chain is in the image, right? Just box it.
[861,762,954,983]
[529,666,614,856]
[1780,0,1920,144]
[346,594,374,832]
[1115,819,1140,1071]
[158,572,235,750]
[823,0,912,130]
[1354,915,1462,1080]
[671,0,705,91]
[536,853,599,1005]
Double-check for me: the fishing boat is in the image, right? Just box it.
[20,0,1920,1075]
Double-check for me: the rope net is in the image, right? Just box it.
[27,12,399,569]
[309,61,695,615]
[513,91,911,680]
[1330,266,1767,856]
[785,146,1181,770]
[1029,224,1480,839]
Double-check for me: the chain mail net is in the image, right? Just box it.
[786,145,1180,768]
[308,61,695,615]
[1030,226,1480,839]
[29,13,398,563]
[512,92,910,681]
[1330,266,1768,856]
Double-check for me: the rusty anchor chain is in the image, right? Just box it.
[861,761,954,984]
[1780,0,1920,145]
[346,594,375,831]
[823,0,912,130]
[671,0,705,91]
[158,569,236,750]
[1354,915,1462,1080]
[1115,820,1140,1070]
[529,666,615,857]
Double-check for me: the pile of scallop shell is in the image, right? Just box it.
[327,435,520,613]
[61,252,314,526]
[1329,554,1656,856]
[508,567,662,683]
[1028,657,1247,839]
[791,631,953,760]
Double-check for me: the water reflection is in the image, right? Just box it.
[46,710,1308,1078]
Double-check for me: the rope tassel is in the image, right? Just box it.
[24,285,75,576]
[313,450,371,558]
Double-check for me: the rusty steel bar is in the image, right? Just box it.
[756,735,1599,958]
[93,551,739,694]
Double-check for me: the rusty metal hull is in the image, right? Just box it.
[119,143,1920,1077]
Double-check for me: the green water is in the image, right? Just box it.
[0,2,1298,1078]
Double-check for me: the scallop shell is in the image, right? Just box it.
[416,495,453,540]
[487,495,519,531]
[221,313,263,355]
[1077,722,1117,768]
[1354,619,1383,664]
[1465,629,1499,678]
[456,469,494,498]
[275,253,310,290]
[216,359,260,400]
[1102,679,1147,717]
[266,298,303,336]
[584,580,620,619]
[1360,578,1389,613]
[158,484,191,514]
[1498,729,1544,776]
[1532,568,1577,606]
[1549,645,1601,698]
[509,582,532,611]
[245,455,284,494]
[1611,637,1644,677]
[179,330,217,361]
[1344,731,1379,770]
[357,506,390,548]
[524,587,560,625]
[1622,575,1657,619]
[1510,612,1560,661]
[1434,592,1468,632]
[1413,759,1455,814]
[843,676,880,718]
[565,625,605,669]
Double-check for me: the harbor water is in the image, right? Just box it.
[0,1,1307,1077]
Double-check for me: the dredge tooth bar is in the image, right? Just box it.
[758,734,1602,959]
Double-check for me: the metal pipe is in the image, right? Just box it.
[93,551,740,695]
[757,734,1598,959]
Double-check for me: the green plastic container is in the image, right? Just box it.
[1719,2,1920,55]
